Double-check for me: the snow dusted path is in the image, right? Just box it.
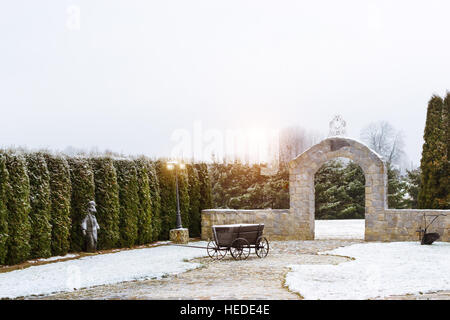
[29,240,359,300]
[315,219,364,240]
[0,242,209,299]
[286,242,450,299]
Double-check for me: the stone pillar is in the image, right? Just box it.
[170,228,189,244]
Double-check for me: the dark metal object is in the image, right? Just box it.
[175,168,182,229]
[81,200,100,252]
[416,213,446,245]
[255,236,270,258]
[208,224,269,260]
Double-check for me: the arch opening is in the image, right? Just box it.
[314,158,366,239]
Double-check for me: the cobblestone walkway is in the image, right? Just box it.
[26,240,449,300]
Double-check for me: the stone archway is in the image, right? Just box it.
[288,137,387,240]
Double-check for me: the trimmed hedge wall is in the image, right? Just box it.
[45,154,72,256]
[187,164,201,237]
[5,152,32,265]
[0,149,211,265]
[0,153,9,265]
[114,159,139,248]
[91,157,120,250]
[155,160,177,240]
[67,157,95,252]
[134,158,153,245]
[25,152,52,259]
[147,160,161,242]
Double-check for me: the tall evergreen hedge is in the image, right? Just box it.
[44,154,72,256]
[25,152,52,258]
[5,152,32,265]
[418,95,447,209]
[134,158,153,245]
[68,157,95,252]
[187,164,201,237]
[196,163,212,210]
[91,157,120,249]
[440,93,450,208]
[0,153,9,264]
[178,168,190,231]
[147,161,161,242]
[114,159,139,247]
[155,160,177,240]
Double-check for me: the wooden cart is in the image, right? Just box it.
[207,224,269,260]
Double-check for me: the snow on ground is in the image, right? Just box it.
[286,241,450,299]
[35,254,78,262]
[0,242,207,299]
[315,219,364,239]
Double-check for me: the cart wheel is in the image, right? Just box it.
[207,240,226,260]
[255,236,269,258]
[230,238,250,260]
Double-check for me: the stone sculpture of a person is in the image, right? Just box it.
[81,201,100,252]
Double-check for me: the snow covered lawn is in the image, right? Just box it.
[0,242,207,299]
[286,241,450,299]
[315,219,365,239]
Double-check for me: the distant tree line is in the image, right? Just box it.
[0,151,212,265]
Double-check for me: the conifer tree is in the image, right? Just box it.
[418,95,447,209]
[439,93,450,208]
[134,158,153,245]
[187,164,201,237]
[67,157,95,252]
[5,152,32,264]
[387,164,408,209]
[114,159,139,247]
[155,160,176,240]
[25,152,52,258]
[147,161,161,242]
[44,154,72,256]
[195,163,212,211]
[0,153,9,264]
[91,157,120,249]
[178,168,190,231]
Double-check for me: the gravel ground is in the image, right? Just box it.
[24,239,449,300]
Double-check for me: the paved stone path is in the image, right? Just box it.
[26,240,449,300]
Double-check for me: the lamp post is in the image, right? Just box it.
[167,160,186,229]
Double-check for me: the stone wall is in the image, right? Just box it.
[201,209,292,241]
[201,209,449,242]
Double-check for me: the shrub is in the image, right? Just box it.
[114,159,139,247]
[25,152,52,258]
[44,154,72,256]
[91,157,120,249]
[196,163,212,211]
[5,152,31,264]
[134,158,153,245]
[187,164,201,237]
[0,153,9,264]
[67,157,95,252]
[147,161,161,242]
[155,160,176,240]
[178,168,190,231]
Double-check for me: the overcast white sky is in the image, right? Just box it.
[1,1,449,167]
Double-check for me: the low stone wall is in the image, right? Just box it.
[374,209,449,242]
[201,209,450,242]
[201,209,293,241]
